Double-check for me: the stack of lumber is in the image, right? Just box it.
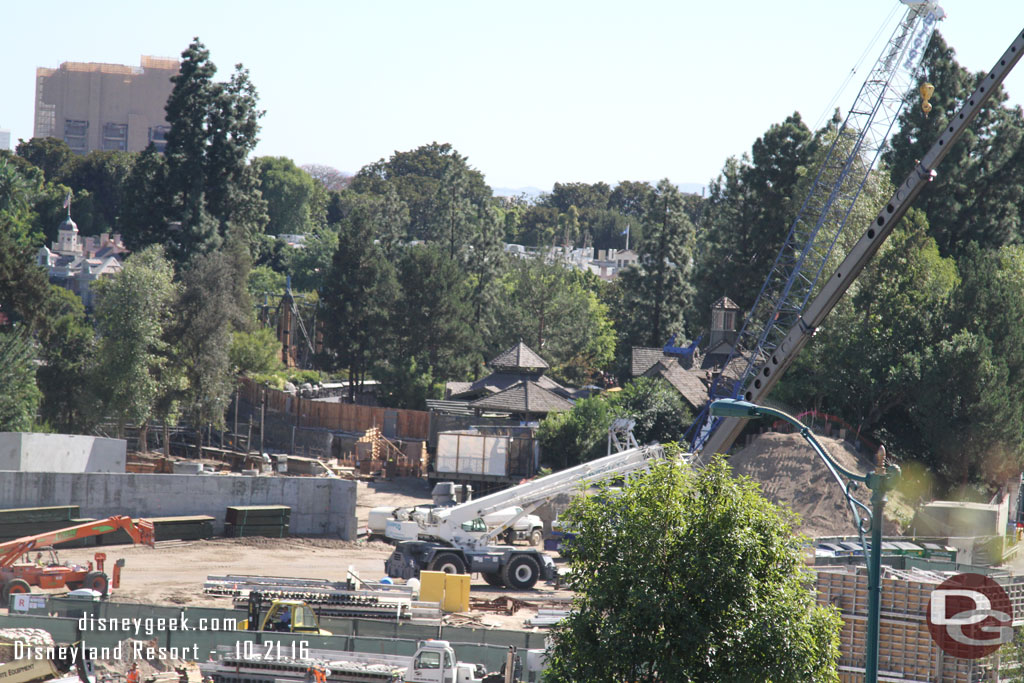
[98,516,214,544]
[0,506,97,548]
[223,506,290,538]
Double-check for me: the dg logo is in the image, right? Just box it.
[927,573,1014,659]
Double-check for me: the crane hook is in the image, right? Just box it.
[920,82,935,116]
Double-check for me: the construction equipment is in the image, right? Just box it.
[238,591,332,635]
[384,422,664,589]
[0,628,94,683]
[694,5,1024,457]
[0,516,155,602]
[201,640,537,683]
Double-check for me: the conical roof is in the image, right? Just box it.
[488,341,549,371]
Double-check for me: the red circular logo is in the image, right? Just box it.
[927,573,1013,659]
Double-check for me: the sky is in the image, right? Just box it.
[2,1,1023,193]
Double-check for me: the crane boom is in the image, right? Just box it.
[692,1,946,452]
[0,516,155,568]
[699,25,1024,457]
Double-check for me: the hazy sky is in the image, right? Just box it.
[2,1,1022,191]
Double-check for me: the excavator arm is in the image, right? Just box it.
[0,516,155,568]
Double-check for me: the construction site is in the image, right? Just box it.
[6,2,1024,683]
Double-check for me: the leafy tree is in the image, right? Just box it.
[617,178,697,348]
[609,180,654,219]
[67,151,136,233]
[429,161,476,259]
[693,114,815,319]
[536,395,614,469]
[288,226,337,292]
[173,243,252,441]
[36,287,98,432]
[301,163,352,192]
[120,146,172,251]
[391,245,479,381]
[371,184,411,259]
[15,137,78,184]
[0,157,42,250]
[493,261,615,384]
[92,246,177,437]
[255,156,320,236]
[319,211,398,402]
[540,182,611,212]
[545,457,841,682]
[248,264,286,302]
[230,328,284,375]
[608,376,691,446]
[885,32,1024,256]
[0,328,41,432]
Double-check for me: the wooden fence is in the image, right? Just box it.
[239,378,430,441]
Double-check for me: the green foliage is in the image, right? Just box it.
[230,328,283,375]
[15,137,78,184]
[36,286,98,433]
[607,376,691,445]
[0,157,43,250]
[247,264,286,302]
[373,356,439,410]
[255,156,321,236]
[616,178,697,348]
[545,458,841,682]
[0,328,42,431]
[93,246,178,433]
[536,396,614,469]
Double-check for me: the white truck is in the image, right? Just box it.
[371,505,544,546]
[201,639,536,683]
[385,421,665,589]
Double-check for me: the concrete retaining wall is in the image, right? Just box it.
[0,472,357,539]
[0,432,126,472]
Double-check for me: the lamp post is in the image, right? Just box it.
[708,398,899,683]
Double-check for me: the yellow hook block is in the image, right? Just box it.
[920,82,935,116]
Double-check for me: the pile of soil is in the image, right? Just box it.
[728,432,901,538]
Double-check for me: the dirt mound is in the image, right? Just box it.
[729,432,900,538]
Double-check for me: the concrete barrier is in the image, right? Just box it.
[0,472,357,538]
[0,433,126,472]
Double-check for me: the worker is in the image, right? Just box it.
[275,606,291,632]
[126,663,140,683]
[307,666,328,683]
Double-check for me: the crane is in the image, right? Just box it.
[697,17,1024,457]
[385,421,665,589]
[688,0,944,455]
[0,516,155,601]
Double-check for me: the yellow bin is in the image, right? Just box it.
[419,570,446,604]
[442,573,471,613]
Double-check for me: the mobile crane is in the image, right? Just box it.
[385,421,665,589]
[0,516,155,602]
[693,5,1024,457]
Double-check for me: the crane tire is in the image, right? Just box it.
[502,555,540,590]
[83,571,109,597]
[428,553,466,575]
[481,572,505,587]
[529,529,544,547]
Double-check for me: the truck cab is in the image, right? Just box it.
[405,641,492,683]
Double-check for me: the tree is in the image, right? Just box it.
[15,137,78,184]
[230,328,283,375]
[92,246,177,437]
[545,457,841,682]
[36,287,98,433]
[0,157,42,251]
[301,164,352,192]
[616,178,697,348]
[536,395,614,469]
[608,377,691,446]
[174,243,252,443]
[255,156,321,236]
[164,38,267,261]
[0,328,41,432]
[67,150,135,233]
[884,32,1024,256]
[319,211,398,402]
[120,146,172,251]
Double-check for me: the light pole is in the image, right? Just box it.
[708,398,899,683]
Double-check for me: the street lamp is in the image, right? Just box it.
[708,398,899,683]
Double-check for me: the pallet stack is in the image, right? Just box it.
[97,516,214,544]
[224,506,290,538]
[0,506,96,548]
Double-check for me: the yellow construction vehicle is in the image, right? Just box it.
[237,592,331,635]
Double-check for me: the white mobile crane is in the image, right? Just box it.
[384,420,666,589]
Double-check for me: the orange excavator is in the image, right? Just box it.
[0,516,154,602]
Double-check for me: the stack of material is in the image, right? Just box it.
[0,506,97,548]
[98,516,214,544]
[224,506,290,538]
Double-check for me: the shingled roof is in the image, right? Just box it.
[468,380,573,415]
[489,342,549,371]
[631,347,667,376]
[644,360,709,410]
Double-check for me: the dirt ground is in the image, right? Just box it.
[50,475,571,631]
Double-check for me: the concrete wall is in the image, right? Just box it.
[0,432,126,473]
[0,472,357,539]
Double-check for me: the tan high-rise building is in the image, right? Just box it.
[34,56,178,154]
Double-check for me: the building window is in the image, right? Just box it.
[148,125,169,153]
[102,122,128,151]
[64,119,88,153]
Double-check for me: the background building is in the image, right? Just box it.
[34,56,178,154]
[0,128,10,151]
